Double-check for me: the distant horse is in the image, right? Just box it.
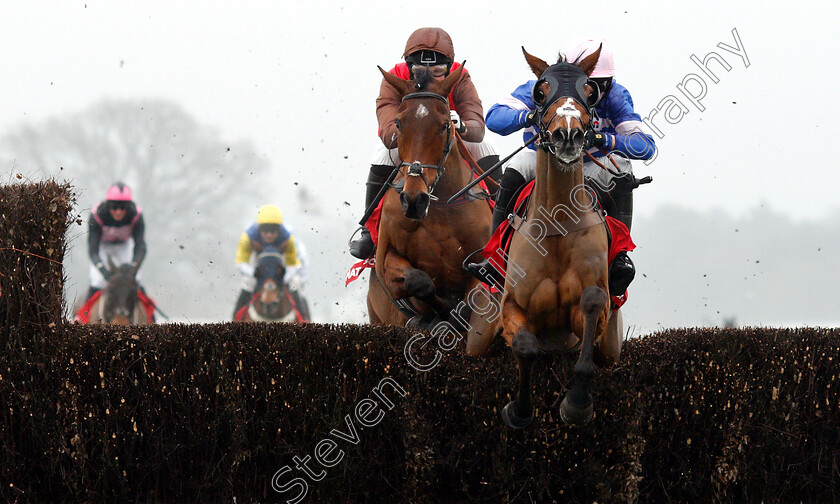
[82,262,152,324]
[470,47,624,429]
[236,246,308,323]
[367,64,492,327]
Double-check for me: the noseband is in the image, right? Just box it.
[393,91,454,198]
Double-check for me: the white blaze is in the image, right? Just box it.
[558,98,581,131]
[416,103,429,119]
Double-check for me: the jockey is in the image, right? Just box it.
[87,182,146,300]
[465,39,657,295]
[232,204,302,319]
[348,26,500,259]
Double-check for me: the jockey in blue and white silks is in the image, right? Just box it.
[466,39,656,297]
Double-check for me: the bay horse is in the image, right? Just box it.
[471,47,623,429]
[367,64,492,327]
[83,262,151,324]
[237,246,307,323]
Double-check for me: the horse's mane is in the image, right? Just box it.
[556,52,568,64]
[413,70,433,91]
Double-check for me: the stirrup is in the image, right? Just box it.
[465,258,503,286]
[348,226,374,259]
[347,226,367,247]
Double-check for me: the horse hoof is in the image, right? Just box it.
[559,396,593,426]
[405,315,442,331]
[501,401,533,430]
[405,315,425,329]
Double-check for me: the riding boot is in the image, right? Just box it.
[349,164,392,259]
[476,154,502,188]
[612,188,633,232]
[464,169,527,284]
[232,289,253,320]
[609,250,636,295]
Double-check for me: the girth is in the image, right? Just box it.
[508,210,605,237]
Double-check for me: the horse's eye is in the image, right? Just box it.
[534,88,545,104]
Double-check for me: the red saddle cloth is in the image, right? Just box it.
[234,290,307,322]
[480,180,635,309]
[74,290,157,323]
[345,172,495,286]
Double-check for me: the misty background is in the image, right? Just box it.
[2,1,839,333]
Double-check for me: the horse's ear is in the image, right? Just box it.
[107,257,116,273]
[522,47,549,78]
[576,44,602,77]
[439,62,465,96]
[379,65,412,95]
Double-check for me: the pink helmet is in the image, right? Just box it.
[567,39,615,78]
[105,182,133,201]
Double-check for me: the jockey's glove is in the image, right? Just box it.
[95,262,111,280]
[284,266,302,291]
[236,262,255,278]
[449,111,467,134]
[286,275,302,292]
[592,132,614,149]
[521,110,538,127]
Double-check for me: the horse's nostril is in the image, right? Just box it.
[416,192,430,207]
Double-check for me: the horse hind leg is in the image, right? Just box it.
[502,327,539,429]
[560,285,608,426]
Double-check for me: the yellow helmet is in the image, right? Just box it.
[256,205,283,225]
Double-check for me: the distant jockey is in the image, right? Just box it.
[86,182,146,301]
[232,204,302,319]
[348,26,500,259]
[465,39,657,296]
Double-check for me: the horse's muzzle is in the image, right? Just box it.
[551,127,586,164]
[400,191,430,220]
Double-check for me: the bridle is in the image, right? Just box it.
[391,91,454,199]
[532,63,600,157]
[100,274,137,323]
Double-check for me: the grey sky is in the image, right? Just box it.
[2,1,839,328]
[3,1,839,219]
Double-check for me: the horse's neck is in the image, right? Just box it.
[531,150,587,214]
[434,149,472,198]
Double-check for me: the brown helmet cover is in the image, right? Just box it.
[403,27,454,60]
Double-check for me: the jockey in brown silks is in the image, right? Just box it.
[348,26,500,260]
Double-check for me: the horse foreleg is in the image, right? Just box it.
[380,250,453,320]
[560,285,609,426]
[501,296,539,429]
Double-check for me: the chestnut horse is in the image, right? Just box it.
[367,65,492,327]
[469,47,623,429]
[238,247,308,323]
[84,262,151,324]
